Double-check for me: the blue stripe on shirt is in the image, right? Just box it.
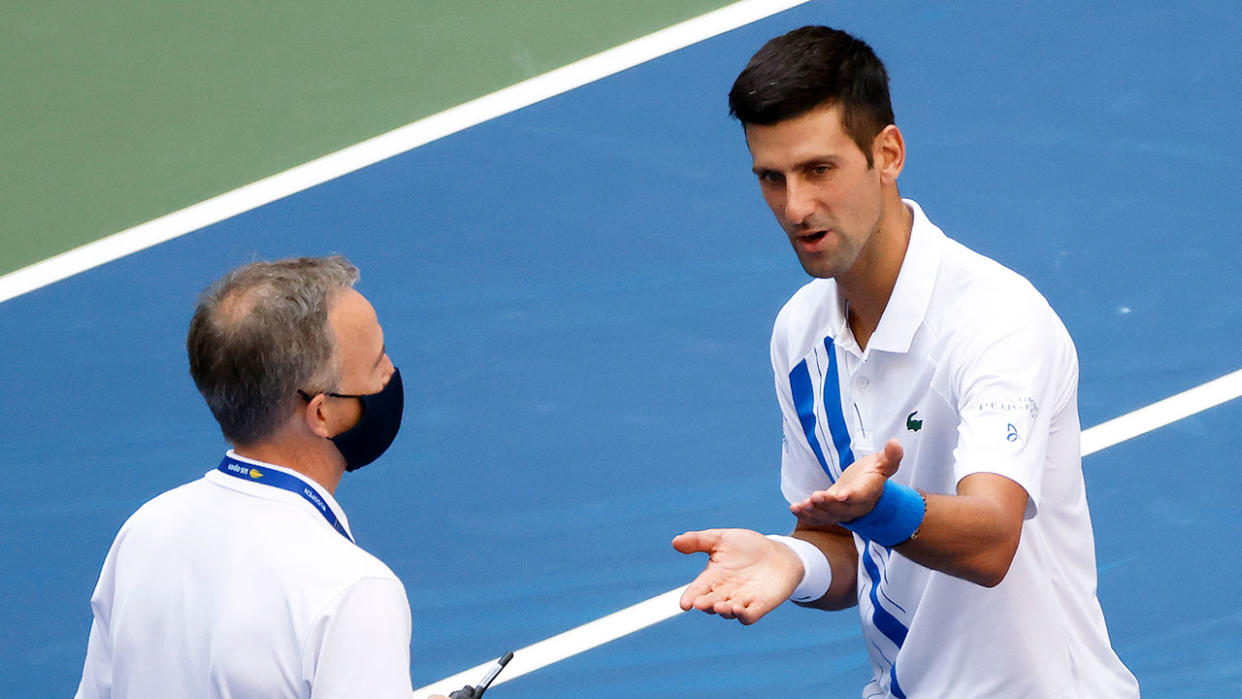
[789,358,830,477]
[817,336,909,695]
[822,337,855,472]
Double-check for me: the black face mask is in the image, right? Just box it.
[302,368,404,472]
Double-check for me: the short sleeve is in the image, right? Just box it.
[773,309,834,505]
[305,576,413,698]
[74,563,116,699]
[950,294,1077,517]
[76,528,123,699]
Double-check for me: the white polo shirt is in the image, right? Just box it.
[76,452,414,699]
[773,201,1139,698]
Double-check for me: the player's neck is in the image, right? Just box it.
[839,197,912,351]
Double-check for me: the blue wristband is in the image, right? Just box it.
[840,481,926,547]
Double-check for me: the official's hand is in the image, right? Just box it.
[791,439,903,525]
[672,528,802,625]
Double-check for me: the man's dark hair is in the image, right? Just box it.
[728,25,895,166]
[186,255,359,445]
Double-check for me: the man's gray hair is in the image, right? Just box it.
[187,255,360,445]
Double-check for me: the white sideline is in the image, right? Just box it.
[415,367,1242,696]
[1080,368,1242,456]
[0,0,810,306]
[417,586,690,697]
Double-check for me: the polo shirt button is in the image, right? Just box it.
[856,376,869,389]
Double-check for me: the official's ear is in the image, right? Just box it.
[301,393,335,439]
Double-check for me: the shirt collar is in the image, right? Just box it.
[208,450,353,539]
[821,286,854,353]
[815,199,943,356]
[865,199,944,354]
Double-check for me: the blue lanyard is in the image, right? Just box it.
[217,455,354,543]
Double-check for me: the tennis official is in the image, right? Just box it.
[673,27,1140,697]
[76,256,447,699]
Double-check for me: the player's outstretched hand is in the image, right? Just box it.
[791,438,904,526]
[672,528,802,625]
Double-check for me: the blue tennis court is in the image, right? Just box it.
[3,2,1241,696]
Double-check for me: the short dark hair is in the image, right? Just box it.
[728,25,894,166]
[186,255,359,445]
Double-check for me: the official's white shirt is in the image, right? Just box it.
[773,201,1139,698]
[76,452,414,699]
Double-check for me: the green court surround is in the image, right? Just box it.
[1,0,733,276]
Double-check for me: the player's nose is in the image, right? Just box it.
[783,178,816,225]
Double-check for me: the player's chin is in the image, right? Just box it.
[794,251,844,279]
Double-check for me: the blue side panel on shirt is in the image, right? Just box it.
[861,547,909,649]
[789,359,830,476]
[816,334,908,696]
[862,546,909,696]
[821,337,855,470]
[890,664,907,699]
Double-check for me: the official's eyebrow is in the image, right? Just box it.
[375,343,386,368]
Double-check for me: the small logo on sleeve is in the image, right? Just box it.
[1006,424,1020,442]
[249,468,263,479]
[906,411,923,432]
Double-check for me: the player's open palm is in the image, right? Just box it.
[672,528,801,625]
[791,438,903,526]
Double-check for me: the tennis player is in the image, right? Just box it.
[674,26,1139,697]
[75,256,447,698]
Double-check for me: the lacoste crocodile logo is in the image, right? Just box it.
[906,411,923,432]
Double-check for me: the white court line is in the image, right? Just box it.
[1080,368,1242,456]
[0,0,810,306]
[417,586,690,698]
[415,367,1242,697]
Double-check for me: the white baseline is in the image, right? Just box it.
[0,0,810,306]
[414,367,1242,697]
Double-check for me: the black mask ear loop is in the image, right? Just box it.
[298,369,404,472]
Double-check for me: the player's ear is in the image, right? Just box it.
[873,124,905,184]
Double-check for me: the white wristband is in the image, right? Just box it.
[766,534,832,603]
